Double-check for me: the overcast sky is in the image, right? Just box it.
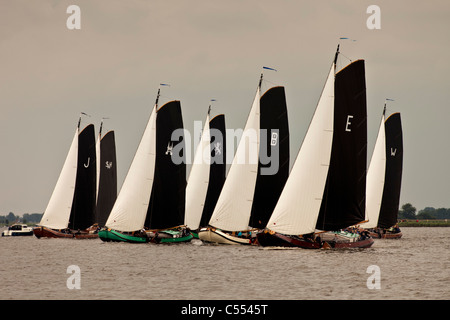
[1,0,449,215]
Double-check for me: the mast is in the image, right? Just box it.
[378,111,403,228]
[316,51,367,231]
[68,123,97,230]
[105,89,159,232]
[39,119,80,230]
[145,100,186,229]
[200,113,226,228]
[185,103,212,230]
[365,106,387,229]
[266,60,335,235]
[96,124,117,228]
[208,75,261,231]
[249,85,289,229]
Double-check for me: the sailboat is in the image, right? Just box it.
[99,86,192,243]
[198,69,290,245]
[34,114,98,239]
[184,104,226,238]
[364,103,403,239]
[257,45,374,249]
[95,119,117,229]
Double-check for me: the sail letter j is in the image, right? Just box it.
[345,115,353,132]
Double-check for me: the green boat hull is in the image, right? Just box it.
[98,229,148,243]
[99,229,193,244]
[190,231,199,239]
[156,230,193,243]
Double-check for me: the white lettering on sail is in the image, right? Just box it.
[165,142,174,156]
[84,157,90,168]
[105,161,113,169]
[390,148,397,156]
[271,132,278,146]
[214,142,222,156]
[345,115,354,132]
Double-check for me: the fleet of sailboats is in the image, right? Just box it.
[32,43,404,248]
[34,114,115,239]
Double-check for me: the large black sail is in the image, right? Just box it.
[199,114,226,228]
[316,60,367,231]
[146,101,186,229]
[249,86,290,229]
[96,130,117,227]
[69,124,97,230]
[378,113,403,228]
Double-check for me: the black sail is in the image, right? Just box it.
[378,113,403,228]
[200,114,226,228]
[316,60,367,231]
[69,124,97,230]
[250,86,290,229]
[96,131,117,227]
[145,101,186,229]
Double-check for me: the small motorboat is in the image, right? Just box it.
[2,224,34,237]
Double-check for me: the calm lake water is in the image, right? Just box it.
[1,227,449,302]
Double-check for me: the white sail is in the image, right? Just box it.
[40,128,78,229]
[185,112,211,230]
[364,113,386,228]
[209,88,260,231]
[105,106,157,232]
[266,65,335,235]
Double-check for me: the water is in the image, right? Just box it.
[0,227,449,300]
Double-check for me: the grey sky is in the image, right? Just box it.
[1,0,449,215]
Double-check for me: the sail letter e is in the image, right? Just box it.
[366,5,381,30]
[366,265,381,289]
[66,5,81,30]
[66,265,81,289]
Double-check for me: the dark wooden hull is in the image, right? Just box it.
[257,230,374,249]
[369,230,403,239]
[257,231,322,249]
[33,226,99,239]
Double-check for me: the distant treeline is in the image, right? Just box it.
[398,203,450,220]
[1,203,448,226]
[0,212,43,225]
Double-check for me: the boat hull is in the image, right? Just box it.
[369,230,403,239]
[146,229,193,243]
[33,226,99,239]
[2,224,35,236]
[98,229,148,243]
[2,230,34,237]
[198,228,252,245]
[34,226,75,239]
[257,230,374,249]
[257,231,322,249]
